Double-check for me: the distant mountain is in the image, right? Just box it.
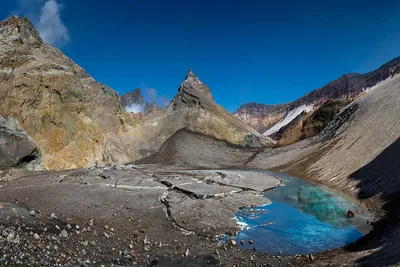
[234,57,400,135]
[120,88,162,115]
[121,88,145,107]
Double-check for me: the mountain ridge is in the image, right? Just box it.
[234,56,400,133]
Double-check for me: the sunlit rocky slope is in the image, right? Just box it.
[0,16,271,170]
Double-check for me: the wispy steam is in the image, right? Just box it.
[125,103,145,114]
[11,0,70,47]
[140,83,171,108]
[38,0,70,46]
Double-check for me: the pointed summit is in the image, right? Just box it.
[172,69,213,110]
[0,15,42,44]
[185,68,196,80]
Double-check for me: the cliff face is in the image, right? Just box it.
[0,16,123,169]
[234,57,400,135]
[233,103,289,133]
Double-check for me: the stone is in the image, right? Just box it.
[29,210,35,217]
[0,115,41,170]
[33,233,40,240]
[60,230,68,238]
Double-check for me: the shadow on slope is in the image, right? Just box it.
[347,138,400,266]
[137,128,258,168]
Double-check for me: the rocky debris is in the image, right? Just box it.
[318,103,359,141]
[0,115,41,170]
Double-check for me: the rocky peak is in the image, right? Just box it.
[172,69,213,110]
[120,88,145,107]
[0,15,42,45]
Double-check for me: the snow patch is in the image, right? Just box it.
[263,104,314,136]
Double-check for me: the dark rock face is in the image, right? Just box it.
[301,100,349,138]
[235,56,400,133]
[120,88,145,107]
[318,103,359,141]
[0,115,40,169]
[271,100,349,146]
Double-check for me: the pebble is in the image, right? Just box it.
[29,211,36,217]
[249,240,254,244]
[88,219,94,226]
[60,230,68,238]
[230,240,237,246]
[103,232,110,239]
[310,254,315,261]
[33,233,40,240]
[50,213,56,218]
[66,224,72,229]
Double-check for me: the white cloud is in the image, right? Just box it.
[37,0,70,47]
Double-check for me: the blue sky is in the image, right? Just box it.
[1,0,400,111]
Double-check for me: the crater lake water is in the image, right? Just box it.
[231,170,372,255]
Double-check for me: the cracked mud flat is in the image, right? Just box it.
[0,165,310,266]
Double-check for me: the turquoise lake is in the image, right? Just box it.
[231,171,372,255]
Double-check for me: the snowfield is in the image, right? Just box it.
[263,104,314,136]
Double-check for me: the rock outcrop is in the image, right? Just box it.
[0,16,142,170]
[0,115,40,170]
[271,100,349,146]
[234,56,400,134]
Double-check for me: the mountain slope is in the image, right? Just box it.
[0,16,143,169]
[234,57,400,134]
[0,16,271,170]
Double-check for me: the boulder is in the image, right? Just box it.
[0,115,40,169]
